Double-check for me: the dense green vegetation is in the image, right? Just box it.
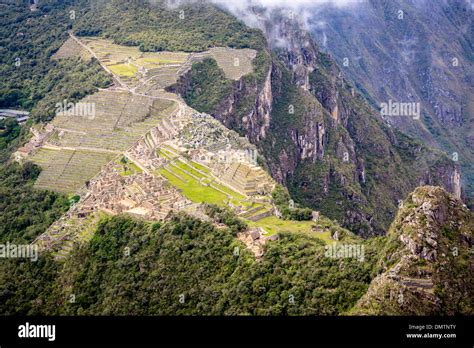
[73,0,266,52]
[0,1,112,121]
[203,204,248,234]
[176,50,272,134]
[0,118,25,163]
[0,255,60,315]
[0,213,378,315]
[180,58,233,114]
[0,162,70,244]
[271,185,313,221]
[0,119,21,151]
[28,58,112,122]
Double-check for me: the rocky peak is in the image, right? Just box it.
[351,186,473,315]
[264,13,318,91]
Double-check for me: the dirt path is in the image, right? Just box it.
[68,31,128,89]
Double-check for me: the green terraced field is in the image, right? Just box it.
[32,90,177,194]
[109,63,138,77]
[175,160,208,179]
[52,37,92,61]
[136,55,187,69]
[208,47,257,80]
[157,147,248,206]
[159,164,230,205]
[50,92,176,153]
[160,159,323,239]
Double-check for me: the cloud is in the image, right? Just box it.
[164,0,365,47]
[208,0,364,28]
[210,0,365,13]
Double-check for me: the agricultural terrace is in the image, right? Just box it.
[247,216,333,242]
[157,146,247,207]
[31,148,115,194]
[49,90,177,152]
[155,145,331,243]
[35,211,106,258]
[157,154,334,244]
[164,151,334,242]
[80,37,257,91]
[207,47,257,80]
[81,37,189,89]
[52,37,92,61]
[31,90,177,193]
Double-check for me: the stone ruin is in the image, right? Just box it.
[13,124,54,162]
[237,227,279,260]
[76,162,190,220]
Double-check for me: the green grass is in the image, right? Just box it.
[158,146,180,159]
[183,160,246,201]
[136,57,184,68]
[157,148,172,160]
[212,181,246,201]
[159,157,251,207]
[116,160,143,176]
[109,63,138,77]
[157,145,247,203]
[189,161,211,174]
[247,216,333,243]
[175,160,207,179]
[159,165,230,205]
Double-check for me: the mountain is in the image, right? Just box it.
[1,0,462,237]
[308,0,473,206]
[2,185,470,316]
[173,5,462,235]
[1,212,378,315]
[0,0,471,317]
[351,186,473,315]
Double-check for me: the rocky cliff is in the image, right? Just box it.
[309,0,473,207]
[172,6,462,236]
[351,186,473,315]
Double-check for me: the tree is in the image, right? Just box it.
[120,156,129,174]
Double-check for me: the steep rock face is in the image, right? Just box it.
[242,65,273,142]
[172,52,273,144]
[266,17,318,91]
[264,14,461,235]
[309,0,474,206]
[172,8,462,236]
[351,186,473,315]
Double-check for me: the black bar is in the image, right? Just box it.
[0,316,472,346]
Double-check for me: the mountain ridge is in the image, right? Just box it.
[351,185,473,315]
[173,5,463,235]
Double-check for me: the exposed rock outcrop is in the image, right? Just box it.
[309,0,474,207]
[351,186,473,315]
